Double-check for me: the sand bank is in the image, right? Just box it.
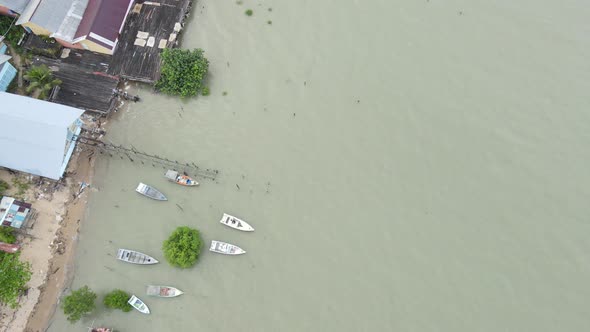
[0,141,97,332]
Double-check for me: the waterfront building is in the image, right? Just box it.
[0,196,32,228]
[2,0,134,55]
[0,92,83,180]
[0,41,17,91]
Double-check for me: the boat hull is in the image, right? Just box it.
[146,285,184,298]
[117,249,159,265]
[210,240,246,255]
[128,295,150,314]
[165,170,199,186]
[136,182,167,201]
[219,213,254,232]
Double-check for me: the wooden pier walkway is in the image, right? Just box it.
[108,0,194,83]
[76,135,218,180]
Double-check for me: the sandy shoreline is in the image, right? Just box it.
[0,116,106,332]
[27,148,96,332]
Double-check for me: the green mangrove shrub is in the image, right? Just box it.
[0,253,32,308]
[61,286,96,323]
[202,86,210,96]
[103,289,133,312]
[162,226,202,268]
[155,48,209,98]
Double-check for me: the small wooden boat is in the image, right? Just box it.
[146,285,184,297]
[219,213,254,232]
[117,249,158,265]
[86,321,112,332]
[0,241,20,253]
[209,240,246,255]
[128,295,150,314]
[165,170,198,186]
[135,182,167,201]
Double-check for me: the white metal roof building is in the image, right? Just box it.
[0,92,83,180]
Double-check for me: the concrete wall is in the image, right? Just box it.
[77,39,113,55]
[21,22,51,36]
[56,38,84,50]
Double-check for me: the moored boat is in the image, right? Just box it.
[86,321,112,332]
[146,285,184,297]
[135,183,167,201]
[117,249,158,265]
[128,295,150,314]
[165,170,198,186]
[0,241,20,253]
[219,213,254,232]
[209,240,246,255]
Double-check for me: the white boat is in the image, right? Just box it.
[219,213,254,232]
[117,249,159,265]
[209,240,246,255]
[165,170,199,186]
[146,285,184,298]
[128,295,150,314]
[135,183,167,201]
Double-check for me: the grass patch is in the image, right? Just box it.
[0,226,16,244]
[0,180,9,195]
[11,177,30,199]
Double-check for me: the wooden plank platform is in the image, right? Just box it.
[22,34,63,58]
[108,0,193,83]
[31,49,119,115]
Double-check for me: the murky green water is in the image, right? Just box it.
[47,1,590,331]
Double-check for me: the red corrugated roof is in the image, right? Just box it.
[75,0,133,50]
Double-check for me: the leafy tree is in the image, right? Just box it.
[103,289,132,312]
[0,253,32,308]
[0,179,9,195]
[23,65,62,100]
[0,226,16,244]
[162,226,202,268]
[61,286,96,323]
[0,16,25,47]
[155,49,209,98]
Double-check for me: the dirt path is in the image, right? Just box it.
[6,43,26,95]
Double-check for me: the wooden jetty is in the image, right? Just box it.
[108,0,193,83]
[76,134,218,180]
[31,49,119,115]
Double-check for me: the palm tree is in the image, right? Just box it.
[23,65,62,100]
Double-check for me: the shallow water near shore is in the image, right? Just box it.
[46,0,590,331]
